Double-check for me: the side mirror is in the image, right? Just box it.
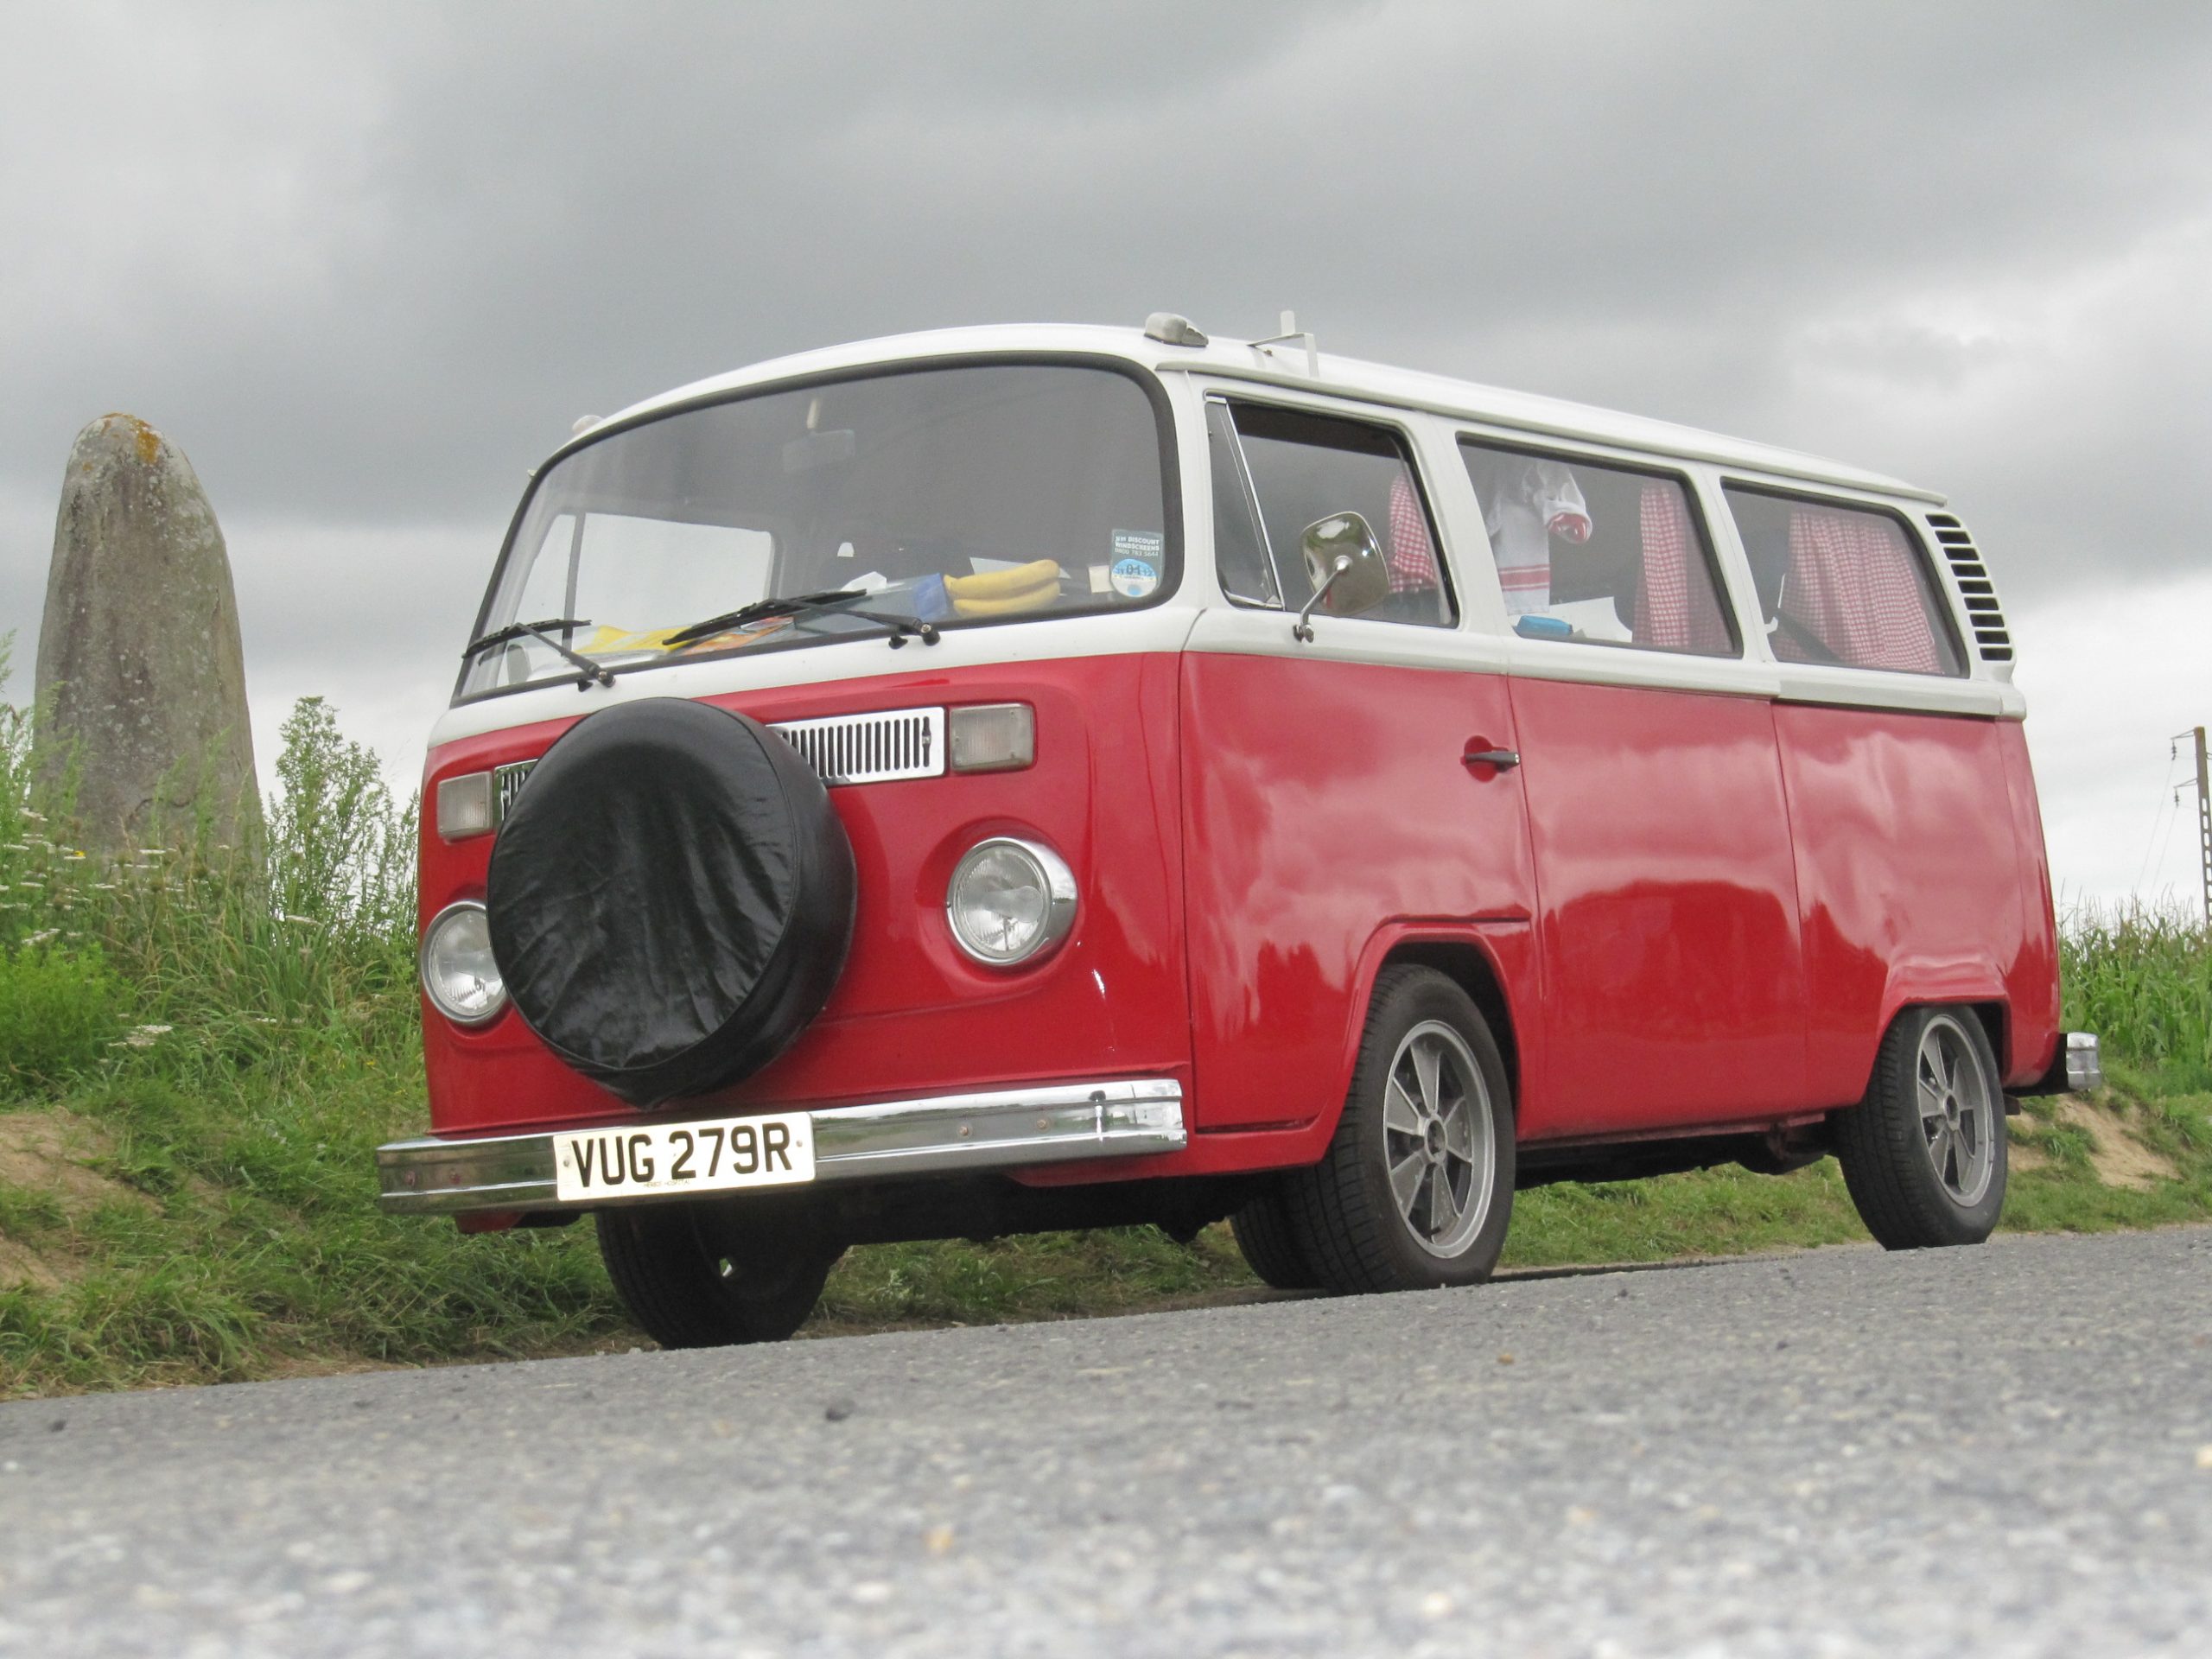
[1294,512,1391,641]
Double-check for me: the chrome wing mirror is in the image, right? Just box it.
[1293,512,1391,642]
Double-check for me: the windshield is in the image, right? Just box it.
[459,362,1173,698]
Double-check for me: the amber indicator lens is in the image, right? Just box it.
[435,772,494,840]
[948,704,1035,773]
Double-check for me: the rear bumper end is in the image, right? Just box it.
[377,1077,1186,1217]
[2015,1031,2104,1098]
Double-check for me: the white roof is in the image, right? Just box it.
[565,322,1942,505]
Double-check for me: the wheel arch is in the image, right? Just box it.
[1846,995,2010,1112]
[1382,939,1521,1104]
[1334,926,1527,1140]
[1858,961,2012,1103]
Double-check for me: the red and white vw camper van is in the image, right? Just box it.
[378,317,2099,1345]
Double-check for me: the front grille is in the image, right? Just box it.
[486,706,946,822]
[492,760,535,825]
[1924,512,2013,664]
[769,707,945,785]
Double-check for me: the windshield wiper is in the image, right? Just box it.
[461,616,613,690]
[664,589,939,650]
[662,590,869,648]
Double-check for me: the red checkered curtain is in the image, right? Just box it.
[1387,469,1441,594]
[1631,482,1730,653]
[1779,507,1938,672]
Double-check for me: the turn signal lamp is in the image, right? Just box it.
[948,703,1035,773]
[436,772,494,840]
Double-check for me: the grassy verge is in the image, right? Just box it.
[9,1067,2209,1396]
[4,655,2211,1397]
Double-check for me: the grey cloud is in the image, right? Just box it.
[5,0,2210,645]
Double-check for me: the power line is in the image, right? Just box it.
[2136,741,2183,896]
[2188,726,2212,927]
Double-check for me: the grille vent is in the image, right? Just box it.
[1923,512,2012,664]
[770,707,945,786]
[488,706,946,825]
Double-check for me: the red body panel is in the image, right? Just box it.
[1774,705,2057,1099]
[420,654,1190,1137]
[420,650,2063,1175]
[1177,651,1541,1134]
[1999,728,2063,1082]
[1509,677,1810,1137]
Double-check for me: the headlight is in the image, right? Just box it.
[420,900,507,1025]
[945,837,1077,966]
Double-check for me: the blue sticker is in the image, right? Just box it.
[1109,557,1159,599]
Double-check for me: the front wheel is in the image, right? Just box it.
[1229,1184,1322,1291]
[1281,966,1516,1294]
[1833,1005,2008,1250]
[597,1201,840,1348]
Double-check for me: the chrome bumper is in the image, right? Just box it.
[2063,1031,2103,1093]
[376,1078,1186,1217]
[2017,1030,2104,1098]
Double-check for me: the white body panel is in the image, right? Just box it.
[435,323,2021,753]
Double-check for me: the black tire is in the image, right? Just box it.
[1833,1005,2008,1250]
[1230,1185,1321,1291]
[1281,966,1516,1294]
[487,697,855,1108]
[596,1201,841,1348]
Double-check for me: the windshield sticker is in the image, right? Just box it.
[1109,556,1159,599]
[1113,529,1164,563]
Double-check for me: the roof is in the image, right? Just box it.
[561,323,1942,505]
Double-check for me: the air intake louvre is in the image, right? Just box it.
[1924,512,2013,664]
[769,707,946,786]
[486,706,946,825]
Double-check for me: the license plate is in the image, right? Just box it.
[553,1112,815,1202]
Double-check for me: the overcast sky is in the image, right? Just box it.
[3,2,2209,906]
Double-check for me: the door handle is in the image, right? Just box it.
[1462,746,1521,772]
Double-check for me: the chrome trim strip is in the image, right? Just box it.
[376,1078,1185,1216]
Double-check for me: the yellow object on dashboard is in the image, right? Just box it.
[944,559,1059,619]
[579,620,788,656]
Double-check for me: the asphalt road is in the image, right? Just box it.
[3,1228,2209,1659]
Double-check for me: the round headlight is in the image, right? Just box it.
[945,837,1077,966]
[420,900,507,1025]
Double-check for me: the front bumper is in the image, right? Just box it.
[377,1077,1186,1217]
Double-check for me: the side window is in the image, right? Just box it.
[1219,403,1455,627]
[1459,441,1738,658]
[1722,486,1964,677]
[1206,402,1278,607]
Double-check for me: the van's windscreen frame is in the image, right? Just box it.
[453,353,1184,707]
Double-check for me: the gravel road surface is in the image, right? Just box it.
[3,1226,2209,1657]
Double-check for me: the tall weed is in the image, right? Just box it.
[2062,902,2212,1091]
[0,947,121,1096]
[1,640,418,1085]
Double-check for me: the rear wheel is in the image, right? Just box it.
[1282,966,1516,1294]
[1834,1006,2007,1249]
[1230,1185,1321,1291]
[596,1202,841,1348]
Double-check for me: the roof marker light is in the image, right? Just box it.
[1144,312,1209,347]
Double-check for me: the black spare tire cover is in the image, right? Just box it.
[486,698,855,1109]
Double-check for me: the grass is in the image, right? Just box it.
[2062,906,2212,1094]
[2,634,2210,1396]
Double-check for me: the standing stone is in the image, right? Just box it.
[35,414,257,852]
